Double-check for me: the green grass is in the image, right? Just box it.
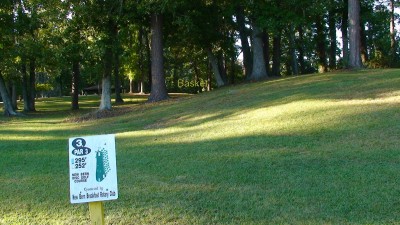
[1,69,400,224]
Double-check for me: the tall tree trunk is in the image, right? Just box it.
[360,24,369,63]
[129,79,134,93]
[139,81,145,94]
[0,71,19,116]
[235,5,252,79]
[250,25,267,80]
[218,53,229,84]
[145,29,152,93]
[207,65,212,91]
[193,61,202,92]
[230,55,236,84]
[11,80,18,110]
[207,48,225,87]
[297,26,306,74]
[71,60,80,110]
[390,0,397,61]
[138,25,145,94]
[348,0,363,69]
[99,30,113,110]
[113,24,124,103]
[272,31,282,77]
[288,24,299,75]
[21,61,30,111]
[114,53,124,103]
[328,10,337,70]
[262,31,271,75]
[58,73,63,97]
[148,14,169,102]
[28,58,36,111]
[341,0,349,68]
[316,17,328,73]
[99,75,112,110]
[367,23,375,58]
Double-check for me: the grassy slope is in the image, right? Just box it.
[0,69,400,224]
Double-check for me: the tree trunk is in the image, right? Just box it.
[207,48,225,87]
[262,31,271,75]
[341,0,349,68]
[360,24,369,63]
[21,62,30,111]
[71,60,80,110]
[328,10,337,70]
[114,53,124,103]
[207,65,212,91]
[272,31,282,77]
[129,79,134,93]
[288,25,299,75]
[99,35,113,111]
[145,28,152,93]
[11,80,18,110]
[113,24,124,103]
[137,25,147,94]
[137,25,145,94]
[99,75,112,110]
[348,0,363,69]
[230,55,236,84]
[218,53,228,84]
[390,0,397,61]
[148,14,169,102]
[250,25,267,80]
[193,61,203,92]
[235,6,252,79]
[297,26,306,74]
[28,58,36,111]
[316,17,328,73]
[0,71,19,116]
[139,81,145,94]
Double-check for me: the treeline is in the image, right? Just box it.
[0,0,398,115]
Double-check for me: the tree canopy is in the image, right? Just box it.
[0,0,399,115]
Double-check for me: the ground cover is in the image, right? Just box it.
[1,69,400,224]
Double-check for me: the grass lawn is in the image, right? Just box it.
[0,69,400,224]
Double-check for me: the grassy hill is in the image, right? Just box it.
[1,69,400,224]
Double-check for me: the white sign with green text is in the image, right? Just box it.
[68,134,118,204]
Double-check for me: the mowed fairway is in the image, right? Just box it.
[1,69,400,224]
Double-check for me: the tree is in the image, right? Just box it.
[88,0,125,110]
[148,13,169,102]
[235,5,252,79]
[328,0,338,70]
[348,0,363,68]
[315,15,328,73]
[0,0,21,116]
[249,24,268,80]
[389,0,398,62]
[99,22,114,110]
[71,59,80,110]
[0,72,20,116]
[341,0,350,67]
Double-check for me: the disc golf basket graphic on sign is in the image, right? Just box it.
[96,147,111,182]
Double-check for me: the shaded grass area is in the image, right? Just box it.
[1,69,400,224]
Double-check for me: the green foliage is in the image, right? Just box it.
[36,83,53,92]
[0,0,399,104]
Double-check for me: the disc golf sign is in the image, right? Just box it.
[68,134,118,204]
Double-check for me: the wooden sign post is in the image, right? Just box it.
[89,202,105,225]
[68,134,118,224]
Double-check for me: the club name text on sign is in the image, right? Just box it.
[68,134,118,204]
